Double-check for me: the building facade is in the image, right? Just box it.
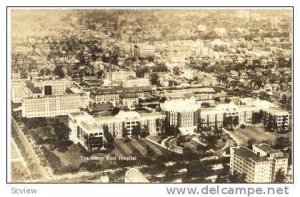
[263,107,290,132]
[161,98,200,135]
[230,144,289,183]
[22,93,89,118]
[68,110,166,151]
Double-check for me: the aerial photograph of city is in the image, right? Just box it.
[9,8,293,183]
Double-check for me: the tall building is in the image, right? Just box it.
[230,144,289,183]
[161,98,200,135]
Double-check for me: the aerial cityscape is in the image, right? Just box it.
[10,9,293,183]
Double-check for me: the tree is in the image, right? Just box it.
[253,110,263,124]
[96,70,104,79]
[136,66,150,78]
[206,135,217,147]
[131,123,142,138]
[153,63,168,72]
[274,137,290,149]
[150,73,160,86]
[230,172,246,183]
[274,169,286,183]
[281,94,287,106]
[216,74,228,85]
[173,67,181,76]
[53,65,65,78]
[233,116,239,127]
[247,139,257,149]
[223,116,233,129]
[103,124,114,148]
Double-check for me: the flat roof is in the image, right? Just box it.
[233,146,269,163]
[91,86,152,95]
[254,144,281,154]
[80,122,100,132]
[266,107,289,115]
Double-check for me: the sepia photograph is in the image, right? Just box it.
[8,7,293,183]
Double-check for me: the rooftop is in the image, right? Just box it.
[25,80,42,94]
[120,93,138,99]
[80,122,101,133]
[254,144,281,154]
[266,107,289,115]
[125,168,149,183]
[161,98,199,112]
[91,86,152,95]
[232,146,269,163]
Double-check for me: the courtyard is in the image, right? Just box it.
[225,125,291,146]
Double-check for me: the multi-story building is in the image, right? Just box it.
[90,86,150,105]
[230,144,289,183]
[11,78,27,103]
[130,43,155,58]
[22,79,73,98]
[161,98,200,135]
[263,107,290,132]
[69,110,166,147]
[252,144,289,180]
[22,93,89,118]
[120,93,139,109]
[90,87,123,105]
[199,98,290,132]
[68,112,104,152]
[95,111,165,138]
[121,78,150,88]
[18,78,89,118]
[106,70,136,82]
[199,107,224,129]
[76,121,104,152]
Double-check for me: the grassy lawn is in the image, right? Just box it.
[228,125,291,145]
[52,144,84,167]
[43,138,169,174]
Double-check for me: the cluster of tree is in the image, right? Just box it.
[223,116,239,130]
[150,73,160,86]
[53,65,65,78]
[103,124,114,149]
[135,66,150,78]
[274,169,286,183]
[165,124,180,136]
[40,146,62,174]
[79,162,103,172]
[252,110,264,124]
[182,161,212,183]
[274,137,290,149]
